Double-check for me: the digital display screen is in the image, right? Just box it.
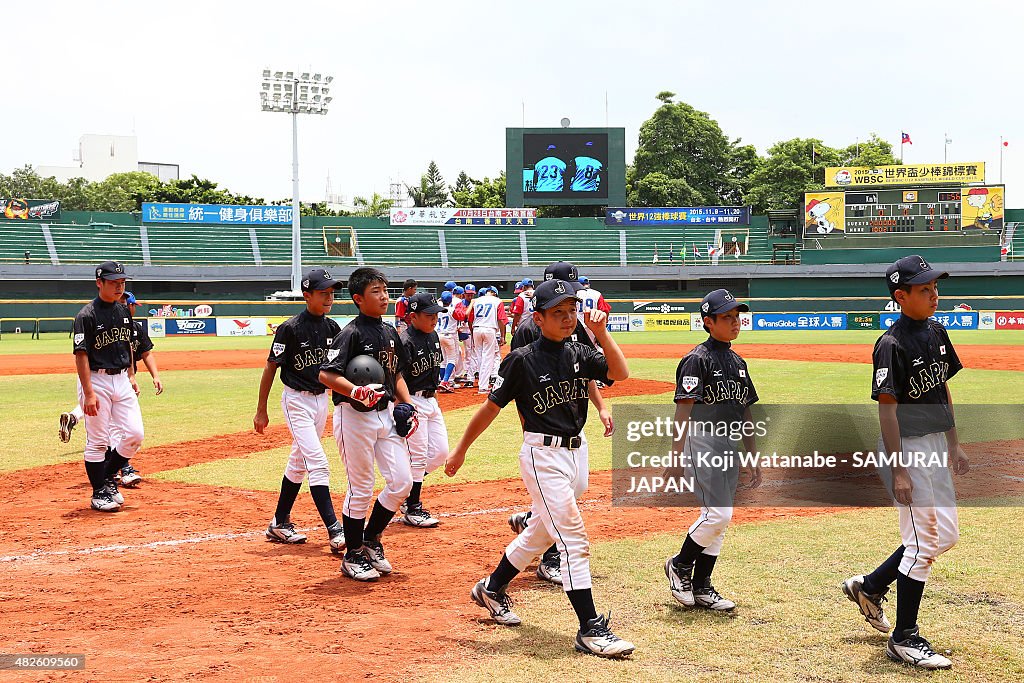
[845,192,878,204]
[522,133,609,199]
[938,191,962,202]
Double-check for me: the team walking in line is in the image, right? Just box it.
[62,254,969,667]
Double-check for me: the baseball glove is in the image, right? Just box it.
[393,402,419,438]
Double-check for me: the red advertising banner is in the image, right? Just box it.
[994,312,1024,330]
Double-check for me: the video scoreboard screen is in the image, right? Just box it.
[804,185,1004,237]
[506,127,626,207]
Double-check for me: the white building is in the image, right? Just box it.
[38,134,179,183]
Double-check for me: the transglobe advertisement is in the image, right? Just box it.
[754,314,848,330]
[881,312,979,330]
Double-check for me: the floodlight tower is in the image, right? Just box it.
[260,68,334,292]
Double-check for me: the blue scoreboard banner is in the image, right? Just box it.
[882,311,978,330]
[605,206,751,226]
[142,203,294,225]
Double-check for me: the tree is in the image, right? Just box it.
[406,161,449,207]
[0,165,65,200]
[84,171,161,211]
[840,134,899,168]
[743,138,842,213]
[629,93,753,207]
[151,175,264,206]
[452,171,473,197]
[352,192,393,217]
[406,176,429,207]
[450,172,506,208]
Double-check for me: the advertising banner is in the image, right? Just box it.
[607,314,629,333]
[147,318,166,338]
[389,207,536,226]
[995,312,1024,330]
[978,311,996,330]
[2,198,61,220]
[628,315,646,332]
[606,206,750,226]
[632,301,689,314]
[148,304,214,318]
[825,162,985,187]
[642,314,692,331]
[165,318,216,335]
[216,318,268,337]
[142,203,294,225]
[266,316,290,335]
[847,313,879,330]
[753,314,848,330]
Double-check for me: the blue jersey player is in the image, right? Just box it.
[570,155,602,192]
[534,155,566,192]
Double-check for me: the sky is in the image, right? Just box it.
[4,0,1021,206]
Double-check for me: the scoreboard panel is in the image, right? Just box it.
[804,185,1004,237]
[844,186,963,234]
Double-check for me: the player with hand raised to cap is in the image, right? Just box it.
[319,267,417,582]
[255,268,345,552]
[842,255,968,670]
[665,289,760,612]
[72,261,145,512]
[446,278,635,659]
[398,292,450,528]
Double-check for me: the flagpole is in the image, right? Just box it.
[1000,136,1004,183]
[944,132,948,162]
[900,131,904,163]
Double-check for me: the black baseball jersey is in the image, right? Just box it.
[268,310,342,394]
[674,337,758,421]
[400,326,443,393]
[871,314,963,436]
[489,336,611,436]
[72,298,135,371]
[129,320,154,374]
[320,313,409,409]
[511,316,595,351]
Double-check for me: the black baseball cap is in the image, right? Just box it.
[700,288,749,316]
[543,261,584,292]
[886,255,949,294]
[302,267,343,292]
[407,292,445,314]
[95,261,130,280]
[533,279,581,311]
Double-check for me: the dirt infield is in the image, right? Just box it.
[2,344,1019,376]
[0,461,845,682]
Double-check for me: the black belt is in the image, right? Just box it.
[543,434,582,449]
[98,368,126,375]
[414,389,436,399]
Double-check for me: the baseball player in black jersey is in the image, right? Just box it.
[842,255,969,670]
[398,292,449,528]
[506,261,614,586]
[60,291,162,488]
[72,261,145,512]
[664,289,761,612]
[445,278,636,659]
[255,268,345,551]
[319,267,418,582]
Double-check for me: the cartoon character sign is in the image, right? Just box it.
[803,192,846,236]
[961,186,1004,231]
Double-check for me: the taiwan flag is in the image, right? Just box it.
[901,132,913,145]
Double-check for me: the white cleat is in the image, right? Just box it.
[537,557,563,585]
[886,628,952,669]
[59,412,77,443]
[665,558,695,607]
[842,575,891,633]
[265,518,307,544]
[401,503,440,528]
[471,578,521,626]
[575,613,635,658]
[341,550,380,581]
[119,464,142,488]
[361,539,393,574]
[693,584,736,611]
[90,488,121,512]
[508,511,530,535]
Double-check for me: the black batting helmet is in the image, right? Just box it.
[344,354,386,387]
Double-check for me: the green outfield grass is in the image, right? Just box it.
[3,328,1023,356]
[425,502,1024,683]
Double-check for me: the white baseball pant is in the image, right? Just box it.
[281,386,332,487]
[77,371,144,463]
[473,327,498,391]
[333,401,413,518]
[406,394,448,482]
[463,331,478,377]
[505,432,592,592]
[877,432,959,582]
[439,335,459,377]
[683,431,738,556]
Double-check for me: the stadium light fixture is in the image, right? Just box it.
[260,67,333,292]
